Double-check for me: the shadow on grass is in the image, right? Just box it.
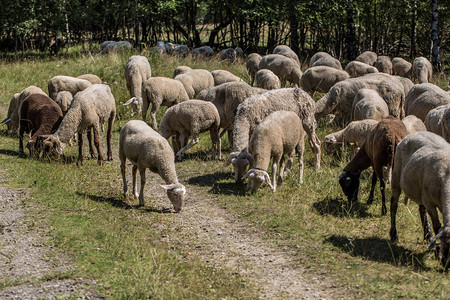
[313,196,371,218]
[0,148,27,159]
[187,171,247,196]
[325,235,430,271]
[176,150,220,162]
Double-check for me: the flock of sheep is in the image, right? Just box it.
[1,44,449,271]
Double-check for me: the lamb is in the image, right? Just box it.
[339,116,408,215]
[315,73,405,122]
[119,120,186,212]
[355,51,377,65]
[192,46,214,59]
[273,45,300,66]
[243,111,306,193]
[42,84,116,166]
[373,55,393,74]
[351,89,389,121]
[4,86,47,135]
[344,61,379,78]
[401,115,427,134]
[211,70,242,86]
[174,69,214,98]
[312,56,342,70]
[412,57,433,83]
[158,100,221,160]
[424,104,450,141]
[323,119,378,155]
[246,53,262,86]
[123,55,152,115]
[405,83,450,121]
[300,66,350,96]
[258,54,303,87]
[173,66,192,78]
[141,77,189,129]
[254,69,281,90]
[225,87,321,182]
[392,57,412,78]
[389,131,450,270]
[77,74,102,84]
[48,75,92,101]
[309,52,332,67]
[18,93,63,156]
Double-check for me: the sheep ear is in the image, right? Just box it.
[123,97,137,106]
[263,171,275,191]
[242,169,255,180]
[224,152,238,167]
[160,184,173,191]
[428,229,444,250]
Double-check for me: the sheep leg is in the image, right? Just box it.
[138,168,146,206]
[305,128,321,170]
[277,157,286,187]
[77,132,84,166]
[418,205,432,242]
[19,126,25,153]
[426,206,442,236]
[176,134,199,159]
[120,160,128,197]
[150,103,160,129]
[106,113,114,161]
[87,129,96,158]
[297,147,304,185]
[172,135,180,153]
[367,171,378,205]
[379,178,387,215]
[389,187,402,242]
[209,127,222,160]
[141,98,149,123]
[132,165,138,199]
[93,128,104,166]
[271,161,278,192]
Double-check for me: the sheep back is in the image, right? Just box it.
[48,75,92,100]
[174,69,214,98]
[345,61,379,78]
[355,51,377,65]
[300,66,350,95]
[405,83,450,121]
[374,56,393,74]
[392,57,412,77]
[258,54,302,86]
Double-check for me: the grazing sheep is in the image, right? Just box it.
[315,73,405,121]
[246,53,262,86]
[219,48,237,63]
[48,75,92,101]
[405,83,450,121]
[225,87,320,182]
[42,84,116,166]
[355,51,377,65]
[312,56,342,70]
[173,66,192,78]
[401,115,427,134]
[424,104,450,140]
[345,61,379,78]
[54,91,73,115]
[374,56,393,74]
[141,77,189,129]
[392,57,412,78]
[100,41,132,54]
[77,74,102,84]
[192,46,214,59]
[389,131,450,270]
[151,41,166,54]
[323,119,378,155]
[254,69,281,90]
[244,111,306,193]
[412,57,433,83]
[394,76,414,97]
[273,45,300,66]
[259,54,303,87]
[300,66,350,96]
[158,100,221,160]
[4,86,47,135]
[351,89,389,121]
[443,107,450,142]
[173,45,189,57]
[18,94,63,156]
[339,117,408,215]
[211,70,242,86]
[119,120,186,212]
[235,47,244,60]
[174,69,214,98]
[309,52,332,67]
[124,55,152,115]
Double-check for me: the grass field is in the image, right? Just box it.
[0,49,449,299]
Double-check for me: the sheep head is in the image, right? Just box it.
[428,227,450,271]
[224,150,253,183]
[338,170,360,203]
[161,183,186,213]
[42,135,66,157]
[323,134,342,154]
[242,168,274,194]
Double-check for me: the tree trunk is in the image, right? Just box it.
[346,0,357,61]
[410,0,417,58]
[289,0,299,55]
[431,0,441,72]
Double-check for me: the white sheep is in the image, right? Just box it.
[412,57,433,83]
[394,76,414,97]
[123,55,152,115]
[355,51,377,65]
[119,120,186,212]
[259,54,303,87]
[273,45,300,66]
[312,55,342,70]
[173,66,192,78]
[174,69,214,98]
[47,75,92,101]
[210,70,242,86]
[401,115,427,134]
[254,69,281,90]
[405,83,450,121]
[309,52,332,67]
[300,66,350,96]
[54,91,73,115]
[246,53,262,86]
[42,84,116,166]
[243,111,306,193]
[374,55,393,74]
[141,77,189,129]
[351,89,389,121]
[158,100,221,160]
[344,61,379,78]
[392,57,412,78]
[77,74,102,84]
[389,131,450,270]
[424,104,450,141]
[323,119,378,155]
[192,46,214,59]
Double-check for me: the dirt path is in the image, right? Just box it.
[0,177,101,299]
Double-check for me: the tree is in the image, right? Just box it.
[431,0,441,72]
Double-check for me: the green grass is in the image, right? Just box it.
[0,49,449,298]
